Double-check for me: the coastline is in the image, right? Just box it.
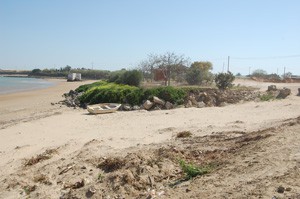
[0,79,96,129]
[0,79,300,198]
[0,77,57,95]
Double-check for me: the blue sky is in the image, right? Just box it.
[1,0,300,75]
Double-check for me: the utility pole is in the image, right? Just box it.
[249,67,251,76]
[227,56,230,72]
[283,66,286,78]
[277,68,278,75]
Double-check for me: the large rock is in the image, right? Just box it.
[267,85,277,91]
[198,92,208,102]
[153,96,165,106]
[188,96,198,106]
[165,101,174,109]
[185,100,193,108]
[132,105,140,110]
[197,101,206,108]
[276,88,291,99]
[122,104,132,111]
[218,102,228,107]
[143,100,154,110]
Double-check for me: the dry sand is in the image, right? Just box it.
[0,79,300,198]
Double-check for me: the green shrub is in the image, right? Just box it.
[179,160,210,179]
[77,82,186,106]
[108,70,142,87]
[143,86,186,104]
[79,82,142,105]
[215,72,235,89]
[108,70,126,84]
[75,81,108,93]
[31,68,41,74]
[121,70,143,86]
[185,67,202,85]
[259,93,275,101]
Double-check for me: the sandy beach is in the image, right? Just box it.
[0,79,300,198]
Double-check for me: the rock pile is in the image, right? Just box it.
[265,85,291,99]
[184,89,259,108]
[276,87,291,99]
[119,96,175,111]
[60,90,84,108]
[142,96,174,111]
[61,86,292,111]
[268,85,277,91]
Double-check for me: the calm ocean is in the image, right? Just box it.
[0,76,55,94]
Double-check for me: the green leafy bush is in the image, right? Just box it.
[215,72,235,89]
[108,70,126,84]
[121,70,143,86]
[108,70,142,86]
[77,81,186,106]
[75,81,108,93]
[79,83,142,105]
[31,68,41,74]
[143,86,186,104]
[185,67,203,85]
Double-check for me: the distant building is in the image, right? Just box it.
[67,73,81,81]
[75,73,81,81]
[154,69,167,81]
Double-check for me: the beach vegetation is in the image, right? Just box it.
[97,173,104,181]
[108,69,142,86]
[75,81,108,93]
[179,160,211,179]
[143,86,186,104]
[215,72,235,89]
[97,157,126,172]
[176,131,192,138]
[31,68,41,74]
[23,185,36,195]
[77,81,187,105]
[259,93,275,101]
[79,83,142,105]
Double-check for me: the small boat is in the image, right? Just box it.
[87,103,121,114]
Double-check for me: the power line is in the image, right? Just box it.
[231,54,300,60]
[200,54,300,61]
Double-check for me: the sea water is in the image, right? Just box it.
[0,76,55,94]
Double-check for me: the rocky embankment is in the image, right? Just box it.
[60,85,298,111]
[60,88,261,111]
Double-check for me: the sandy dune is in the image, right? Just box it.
[0,78,299,198]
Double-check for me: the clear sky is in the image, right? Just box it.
[1,0,300,75]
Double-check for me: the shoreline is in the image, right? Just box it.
[0,79,300,198]
[0,77,56,95]
[0,78,96,129]
[0,78,92,96]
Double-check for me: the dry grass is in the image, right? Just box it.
[97,157,126,172]
[24,149,58,166]
[177,131,192,138]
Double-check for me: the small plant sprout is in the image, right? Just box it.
[179,160,210,179]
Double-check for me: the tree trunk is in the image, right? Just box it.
[167,70,171,86]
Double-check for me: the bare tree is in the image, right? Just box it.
[138,52,189,85]
[138,54,161,82]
